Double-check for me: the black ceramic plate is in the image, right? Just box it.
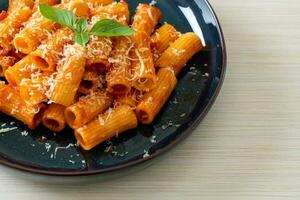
[0,0,226,176]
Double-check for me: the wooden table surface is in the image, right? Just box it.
[1,0,300,199]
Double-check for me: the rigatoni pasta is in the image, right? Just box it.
[87,0,114,7]
[131,32,156,92]
[13,9,57,54]
[150,23,180,61]
[0,11,7,21]
[19,72,50,106]
[49,44,86,106]
[128,3,162,92]
[42,103,66,132]
[30,28,74,72]
[91,1,130,25]
[86,1,130,71]
[136,68,177,124]
[78,70,104,94]
[106,36,132,95]
[62,0,113,7]
[0,82,43,129]
[75,105,138,150]
[0,0,203,151]
[131,3,162,35]
[68,0,90,18]
[115,89,140,108]
[85,35,112,71]
[8,0,35,14]
[0,56,16,76]
[36,0,58,6]
[5,55,46,86]
[64,91,113,129]
[0,5,33,55]
[156,32,203,75]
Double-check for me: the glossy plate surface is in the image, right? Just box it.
[0,0,226,175]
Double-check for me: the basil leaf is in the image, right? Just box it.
[90,19,135,37]
[75,18,88,33]
[39,3,76,31]
[74,32,89,46]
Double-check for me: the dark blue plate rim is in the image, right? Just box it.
[0,0,227,176]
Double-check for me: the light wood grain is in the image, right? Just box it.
[1,0,300,199]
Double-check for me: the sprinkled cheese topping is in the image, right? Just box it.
[86,35,112,61]
[21,130,29,136]
[143,150,150,158]
[0,127,18,133]
[171,48,186,57]
[147,8,154,21]
[149,0,157,6]
[135,49,145,77]
[98,115,105,126]
[53,143,75,159]
[63,44,86,58]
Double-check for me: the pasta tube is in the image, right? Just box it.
[116,95,137,108]
[0,6,33,55]
[32,0,57,11]
[131,3,162,35]
[91,1,130,25]
[5,55,47,86]
[65,91,113,129]
[136,68,177,124]
[150,23,180,61]
[62,0,113,7]
[13,10,58,54]
[75,105,138,150]
[49,44,86,106]
[86,36,112,71]
[86,2,130,70]
[36,0,58,5]
[19,72,50,106]
[0,11,8,21]
[78,70,103,94]
[68,0,90,18]
[42,103,66,132]
[8,0,34,13]
[115,89,142,108]
[0,82,43,129]
[131,32,156,92]
[0,56,16,77]
[156,32,202,75]
[106,36,133,95]
[31,28,74,72]
[88,0,114,7]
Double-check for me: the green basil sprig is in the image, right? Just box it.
[38,3,135,46]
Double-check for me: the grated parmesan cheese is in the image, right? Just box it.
[203,73,209,77]
[180,113,186,118]
[98,115,105,126]
[150,135,157,143]
[21,130,29,136]
[0,127,17,133]
[44,143,51,152]
[147,8,154,21]
[143,150,150,158]
[149,0,157,6]
[172,48,186,57]
[135,49,146,77]
[53,143,75,159]
[69,160,75,164]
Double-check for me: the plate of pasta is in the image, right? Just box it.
[0,0,226,175]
